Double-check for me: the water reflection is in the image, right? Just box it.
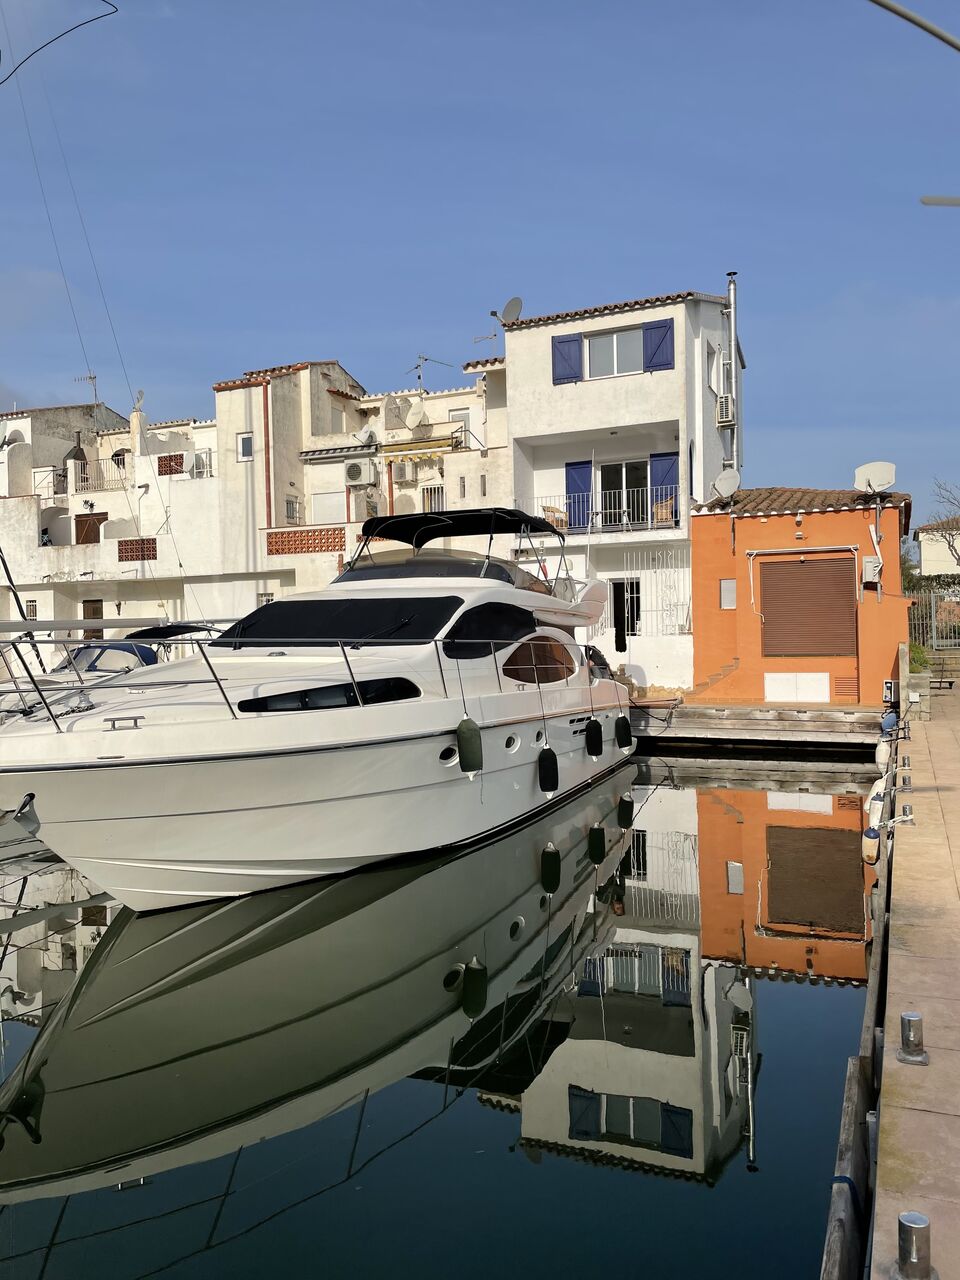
[0,760,875,1277]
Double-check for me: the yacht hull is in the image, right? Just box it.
[0,709,634,911]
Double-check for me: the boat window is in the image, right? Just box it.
[52,644,155,674]
[238,676,420,713]
[502,636,576,684]
[442,603,536,660]
[213,596,463,648]
[338,551,515,584]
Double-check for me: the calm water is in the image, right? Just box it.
[0,760,873,1279]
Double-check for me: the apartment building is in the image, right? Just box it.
[0,278,743,691]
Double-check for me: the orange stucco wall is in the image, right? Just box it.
[697,789,876,981]
[690,506,909,706]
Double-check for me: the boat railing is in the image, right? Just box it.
[0,632,620,731]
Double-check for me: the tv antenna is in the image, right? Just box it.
[406,354,456,394]
[474,294,523,343]
[74,371,98,403]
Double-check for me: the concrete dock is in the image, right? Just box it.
[871,683,960,1278]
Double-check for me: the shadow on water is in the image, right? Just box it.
[0,757,872,1280]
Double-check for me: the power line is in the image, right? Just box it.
[0,1,118,88]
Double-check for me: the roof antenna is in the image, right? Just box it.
[474,295,523,344]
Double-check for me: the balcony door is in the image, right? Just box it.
[600,461,648,528]
[650,452,679,526]
[564,461,592,530]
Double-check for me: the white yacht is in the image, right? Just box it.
[0,770,630,1203]
[0,509,635,912]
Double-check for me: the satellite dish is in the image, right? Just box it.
[406,400,426,429]
[500,296,523,325]
[854,461,896,494]
[712,468,740,500]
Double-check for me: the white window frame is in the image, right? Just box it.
[720,579,737,610]
[237,432,254,462]
[25,599,38,621]
[586,326,645,380]
[330,405,346,435]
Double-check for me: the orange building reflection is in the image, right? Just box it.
[696,785,877,983]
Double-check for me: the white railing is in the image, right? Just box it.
[524,486,681,533]
[73,458,128,493]
[421,485,446,513]
[32,467,68,501]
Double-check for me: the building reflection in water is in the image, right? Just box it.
[0,761,875,1270]
[483,764,875,1186]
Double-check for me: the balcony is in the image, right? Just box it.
[523,486,682,534]
[73,458,128,493]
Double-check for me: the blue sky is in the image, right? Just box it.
[0,0,958,520]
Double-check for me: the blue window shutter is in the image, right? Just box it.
[552,333,583,384]
[642,319,674,372]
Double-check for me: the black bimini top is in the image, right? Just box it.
[359,508,564,549]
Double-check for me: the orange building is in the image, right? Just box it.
[697,786,877,982]
[689,487,911,707]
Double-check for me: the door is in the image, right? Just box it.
[564,461,592,530]
[82,598,104,640]
[75,512,107,545]
[649,452,679,526]
[600,461,649,527]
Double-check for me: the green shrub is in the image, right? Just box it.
[910,642,930,672]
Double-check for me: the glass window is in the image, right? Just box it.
[238,676,420,713]
[502,636,576,684]
[617,328,644,373]
[587,333,615,378]
[25,599,38,620]
[443,603,535,659]
[330,406,346,434]
[480,474,487,498]
[720,578,737,609]
[237,433,253,461]
[458,476,466,500]
[213,595,464,648]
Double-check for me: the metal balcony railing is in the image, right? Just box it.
[524,486,681,533]
[73,458,128,493]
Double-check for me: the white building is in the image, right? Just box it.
[913,517,960,577]
[0,278,743,692]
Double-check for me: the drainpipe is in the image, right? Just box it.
[261,382,273,528]
[387,460,395,515]
[726,271,739,469]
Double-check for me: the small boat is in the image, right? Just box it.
[0,767,632,1202]
[0,509,635,911]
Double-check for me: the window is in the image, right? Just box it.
[238,676,420,713]
[311,490,347,525]
[587,328,644,378]
[24,599,37,621]
[237,433,253,461]
[600,461,648,527]
[257,592,275,608]
[330,405,345,435]
[213,595,464,649]
[480,474,487,498]
[502,636,576,684]
[285,496,302,525]
[706,342,719,393]
[720,579,737,610]
[629,829,647,881]
[449,409,470,442]
[443,603,536,659]
[458,476,466,500]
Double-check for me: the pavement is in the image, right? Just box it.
[871,683,960,1278]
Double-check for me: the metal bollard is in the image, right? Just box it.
[893,1210,938,1280]
[897,1011,929,1066]
[899,774,912,793]
[901,755,911,770]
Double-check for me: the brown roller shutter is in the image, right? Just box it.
[760,557,857,657]
[766,826,863,933]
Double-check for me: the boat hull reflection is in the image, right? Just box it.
[0,764,634,1202]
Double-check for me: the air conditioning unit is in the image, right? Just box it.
[862,555,882,584]
[716,395,735,427]
[394,461,414,484]
[344,458,377,487]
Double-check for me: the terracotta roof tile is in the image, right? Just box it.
[695,486,912,519]
[462,355,505,371]
[502,290,724,330]
[914,515,960,533]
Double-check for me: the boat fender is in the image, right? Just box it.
[540,842,561,894]
[461,957,488,1019]
[617,794,634,829]
[457,717,483,776]
[615,715,633,751]
[584,717,604,759]
[588,824,606,865]
[862,828,881,865]
[538,746,558,796]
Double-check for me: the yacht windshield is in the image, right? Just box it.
[212,596,464,648]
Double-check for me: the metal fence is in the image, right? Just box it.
[523,485,681,533]
[908,590,960,650]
